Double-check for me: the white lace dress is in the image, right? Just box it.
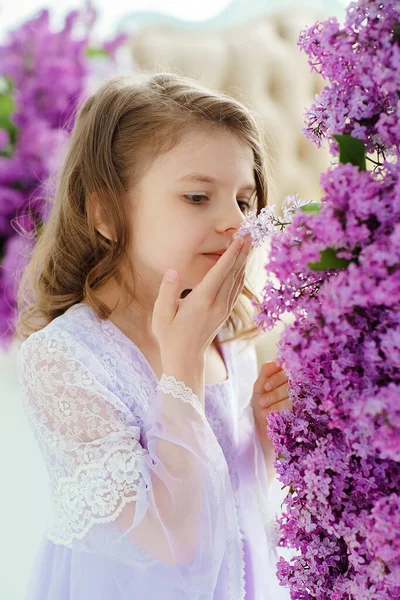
[17,302,290,599]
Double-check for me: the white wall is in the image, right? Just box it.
[0,341,52,599]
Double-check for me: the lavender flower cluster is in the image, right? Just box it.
[237,2,400,598]
[0,7,126,349]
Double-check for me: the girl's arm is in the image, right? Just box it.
[17,329,244,596]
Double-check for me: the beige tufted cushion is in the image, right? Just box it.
[127,7,332,366]
[128,7,331,207]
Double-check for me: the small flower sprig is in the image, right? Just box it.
[233,194,316,248]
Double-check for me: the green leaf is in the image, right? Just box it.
[86,46,110,58]
[0,76,14,94]
[333,134,366,171]
[35,221,44,238]
[299,202,321,214]
[277,452,289,460]
[308,247,351,271]
[280,483,295,509]
[0,93,18,145]
[0,94,14,124]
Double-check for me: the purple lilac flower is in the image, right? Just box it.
[0,6,127,348]
[236,2,400,597]
[298,1,400,156]
[0,129,9,150]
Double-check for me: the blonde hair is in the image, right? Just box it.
[16,72,270,347]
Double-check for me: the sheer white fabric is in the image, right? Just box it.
[17,328,245,599]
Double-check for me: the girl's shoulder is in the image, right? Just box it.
[19,302,105,358]
[21,301,128,352]
[17,303,113,387]
[18,302,150,392]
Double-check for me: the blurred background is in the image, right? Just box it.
[0,0,348,598]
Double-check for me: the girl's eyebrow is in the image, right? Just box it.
[178,172,256,193]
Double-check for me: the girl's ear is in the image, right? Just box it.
[88,192,115,242]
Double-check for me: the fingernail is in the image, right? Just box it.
[264,381,272,391]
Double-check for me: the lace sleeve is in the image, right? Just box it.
[17,330,244,598]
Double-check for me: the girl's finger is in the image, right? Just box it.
[197,237,249,306]
[215,238,251,306]
[253,361,282,396]
[258,382,289,408]
[228,260,246,307]
[264,370,288,392]
[261,397,293,418]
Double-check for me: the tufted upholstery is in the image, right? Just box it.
[127,7,331,209]
[127,7,332,366]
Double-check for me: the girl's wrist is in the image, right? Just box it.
[161,355,206,406]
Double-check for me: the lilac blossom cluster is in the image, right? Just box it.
[0,7,126,349]
[298,0,400,157]
[237,2,400,598]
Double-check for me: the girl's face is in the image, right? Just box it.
[128,127,256,301]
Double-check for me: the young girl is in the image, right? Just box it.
[16,72,291,600]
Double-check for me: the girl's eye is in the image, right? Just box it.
[184,194,251,214]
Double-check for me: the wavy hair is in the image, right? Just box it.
[16,72,270,347]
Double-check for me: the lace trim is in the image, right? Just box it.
[46,495,138,549]
[46,441,147,548]
[157,373,206,420]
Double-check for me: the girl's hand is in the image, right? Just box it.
[153,235,252,360]
[250,360,292,433]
